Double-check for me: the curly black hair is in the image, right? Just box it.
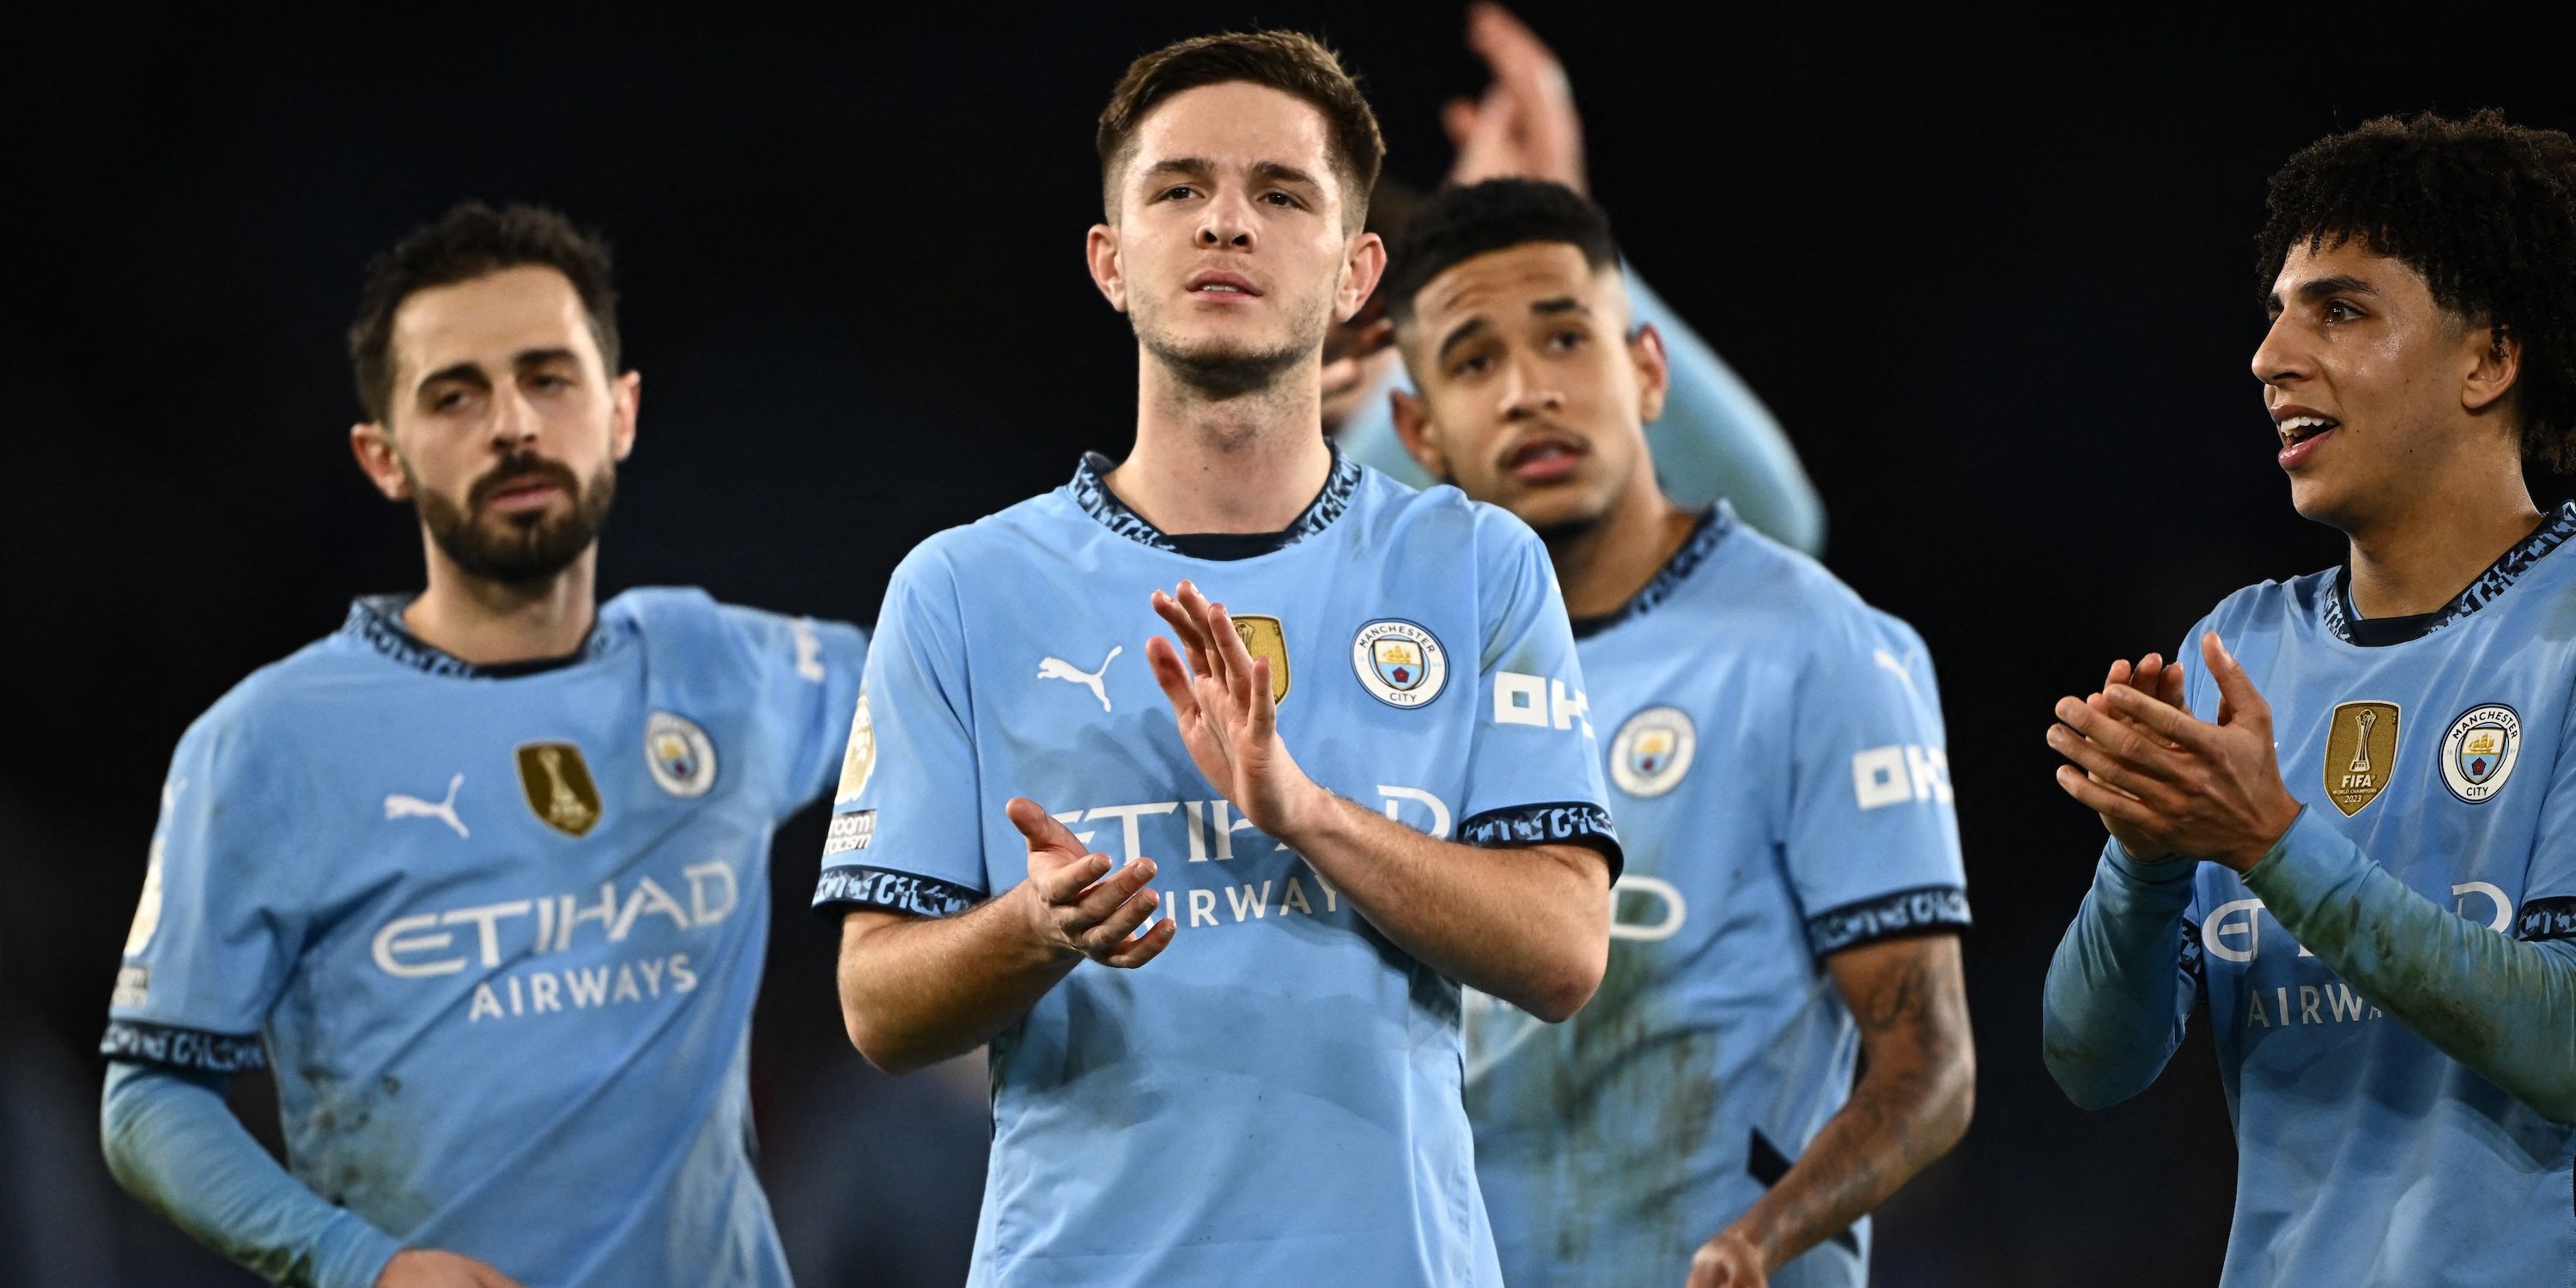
[1382,179,1621,329]
[2257,109,2576,470]
[349,202,619,425]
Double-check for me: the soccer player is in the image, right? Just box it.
[1327,2,1826,556]
[98,204,866,1288]
[820,31,1620,1287]
[1382,179,1975,1288]
[2042,111,2576,1284]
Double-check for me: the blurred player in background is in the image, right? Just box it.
[98,204,866,1288]
[822,31,1619,1287]
[2043,111,2576,1284]
[1328,3,1826,556]
[1385,178,1973,1288]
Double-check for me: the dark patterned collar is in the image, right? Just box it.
[1067,443,1364,560]
[2321,501,2576,646]
[341,594,608,678]
[1570,505,1735,640]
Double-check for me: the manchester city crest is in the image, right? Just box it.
[1609,706,1698,798]
[2439,703,2521,804]
[645,710,718,799]
[1351,619,1449,708]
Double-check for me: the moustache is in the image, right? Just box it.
[467,455,582,512]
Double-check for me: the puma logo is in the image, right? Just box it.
[1037,647,1122,713]
[1873,647,1923,704]
[385,774,470,839]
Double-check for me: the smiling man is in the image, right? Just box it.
[1385,179,1973,1288]
[2043,111,2576,1285]
[97,204,866,1288]
[818,31,1619,1288]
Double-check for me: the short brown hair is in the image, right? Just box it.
[349,202,620,424]
[1096,29,1385,231]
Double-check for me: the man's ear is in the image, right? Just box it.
[1631,322,1672,426]
[1389,387,1451,482]
[349,422,410,501]
[611,370,641,463]
[2463,322,2522,417]
[1337,232,1388,323]
[1086,223,1127,313]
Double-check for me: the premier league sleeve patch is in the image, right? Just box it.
[2439,704,2520,803]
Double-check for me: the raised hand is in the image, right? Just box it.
[1443,3,1589,193]
[1005,798,1175,967]
[1685,1230,1767,1288]
[375,1249,527,1288]
[1145,581,1322,841]
[2047,632,2303,872]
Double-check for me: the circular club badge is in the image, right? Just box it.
[1609,706,1698,798]
[2439,703,2521,804]
[645,710,720,799]
[1351,619,1449,708]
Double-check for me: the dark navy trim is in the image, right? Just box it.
[2517,896,2576,943]
[342,595,605,678]
[813,865,984,920]
[100,1020,266,1073]
[1803,884,1971,957]
[2322,501,2576,645]
[2178,917,2207,984]
[1455,801,1624,880]
[1569,506,1735,640]
[1068,444,1364,559]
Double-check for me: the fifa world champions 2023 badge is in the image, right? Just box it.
[2439,704,2521,804]
[516,742,605,837]
[2324,700,2401,817]
[1351,619,1448,708]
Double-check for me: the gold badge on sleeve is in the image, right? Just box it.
[515,742,603,838]
[2323,701,2401,817]
[1231,614,1291,704]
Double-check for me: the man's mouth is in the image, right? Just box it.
[2276,414,2340,448]
[1503,437,1585,483]
[1187,270,1261,299]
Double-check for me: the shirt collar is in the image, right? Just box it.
[1068,442,1364,559]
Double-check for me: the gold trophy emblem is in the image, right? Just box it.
[515,742,603,838]
[2323,702,2400,817]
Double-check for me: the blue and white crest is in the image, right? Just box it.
[1351,619,1449,708]
[2439,703,2520,803]
[646,710,719,799]
[1608,706,1698,798]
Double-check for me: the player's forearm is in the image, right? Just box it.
[836,895,1078,1074]
[1625,270,1825,554]
[2041,841,2200,1109]
[2243,811,2576,1121]
[1281,791,1609,1021]
[1724,1034,1973,1272]
[100,1061,404,1288]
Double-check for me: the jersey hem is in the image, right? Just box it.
[2517,896,2576,942]
[1804,884,1971,957]
[812,864,984,919]
[1455,802,1624,880]
[99,1019,267,1073]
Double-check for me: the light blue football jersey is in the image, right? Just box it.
[813,449,1619,1288]
[102,588,866,1287]
[1462,507,1968,1288]
[2138,504,2576,1285]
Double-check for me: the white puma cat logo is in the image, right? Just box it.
[1873,647,1923,704]
[385,773,470,839]
[1037,647,1123,713]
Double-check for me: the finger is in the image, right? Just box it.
[1210,602,1259,710]
[1442,95,1480,150]
[2155,654,2187,709]
[2202,631,2270,728]
[2099,683,2221,752]
[1070,858,1158,924]
[1078,884,1162,950]
[2057,696,2190,781]
[1249,658,1279,741]
[1006,798,1087,856]
[1145,635,1204,721]
[2056,764,2163,827]
[1151,588,1214,678]
[2046,723,2173,802]
[1033,850,1113,903]
[2103,657,2132,690]
[1100,916,1177,968]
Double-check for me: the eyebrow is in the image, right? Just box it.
[2269,274,2379,314]
[412,348,582,397]
[1435,317,1492,363]
[1532,297,1590,318]
[1137,156,1323,191]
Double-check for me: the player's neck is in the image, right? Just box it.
[404,541,600,665]
[2342,461,2543,619]
[1546,481,1698,620]
[1115,351,1332,534]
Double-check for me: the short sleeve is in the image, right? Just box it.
[2513,689,2576,943]
[101,709,307,1072]
[1455,515,1623,878]
[811,548,987,920]
[715,605,869,817]
[1788,615,1971,957]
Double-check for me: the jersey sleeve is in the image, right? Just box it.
[100,704,308,1072]
[811,546,987,920]
[2514,685,2576,942]
[715,605,869,818]
[1784,614,1971,957]
[1454,514,1622,878]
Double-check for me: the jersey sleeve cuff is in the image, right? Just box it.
[98,1019,267,1073]
[1804,884,1972,957]
[2102,836,2198,887]
[812,865,985,920]
[2516,896,2576,942]
[1455,802,1624,882]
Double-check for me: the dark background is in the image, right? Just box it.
[9,3,2576,1284]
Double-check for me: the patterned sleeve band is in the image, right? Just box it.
[2517,896,2576,942]
[1803,884,1973,957]
[99,1019,267,1073]
[1455,802,1625,881]
[812,866,984,920]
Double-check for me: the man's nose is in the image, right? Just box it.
[1197,192,1257,249]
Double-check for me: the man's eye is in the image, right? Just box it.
[530,374,571,391]
[2324,301,2360,321]
[1548,331,1586,351]
[1455,354,1492,376]
[432,391,465,411]
[1161,185,1196,201]
[1262,191,1297,208]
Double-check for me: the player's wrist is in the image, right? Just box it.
[1263,776,1344,853]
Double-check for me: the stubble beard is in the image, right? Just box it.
[1135,289,1334,404]
[411,452,617,586]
